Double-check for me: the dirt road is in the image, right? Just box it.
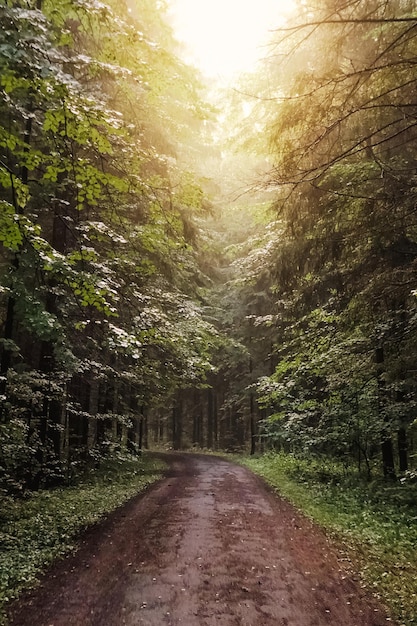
[8,453,392,625]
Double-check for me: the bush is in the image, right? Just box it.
[0,452,165,624]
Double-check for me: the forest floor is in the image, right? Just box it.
[7,453,394,626]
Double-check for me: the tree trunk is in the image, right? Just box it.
[398,427,408,473]
[213,391,218,449]
[381,439,396,478]
[88,378,99,451]
[193,390,204,448]
[249,353,256,455]
[207,388,214,449]
[137,406,147,454]
[192,389,201,446]
[250,391,256,455]
[376,346,396,479]
[172,395,182,450]
[159,413,164,444]
[0,294,16,403]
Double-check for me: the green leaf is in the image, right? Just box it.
[0,202,23,251]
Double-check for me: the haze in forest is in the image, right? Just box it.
[166,0,295,79]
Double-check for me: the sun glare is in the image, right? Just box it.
[167,0,295,79]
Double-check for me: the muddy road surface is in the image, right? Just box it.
[8,453,393,626]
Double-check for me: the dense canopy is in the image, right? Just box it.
[1,0,417,490]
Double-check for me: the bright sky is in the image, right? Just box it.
[167,0,295,79]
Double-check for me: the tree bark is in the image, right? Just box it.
[172,395,182,450]
[250,391,256,455]
[376,347,396,479]
[207,388,214,449]
[87,378,99,451]
[0,294,16,401]
[398,427,408,473]
[249,353,256,455]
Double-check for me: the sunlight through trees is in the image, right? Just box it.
[1,0,417,495]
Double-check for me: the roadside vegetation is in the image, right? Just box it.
[0,453,164,625]
[242,452,417,626]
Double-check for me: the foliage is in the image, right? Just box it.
[243,452,417,625]
[0,0,223,477]
[0,452,165,624]
[212,0,417,474]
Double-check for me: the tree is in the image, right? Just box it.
[212,0,417,475]
[0,0,222,490]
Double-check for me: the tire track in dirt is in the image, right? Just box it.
[7,453,393,625]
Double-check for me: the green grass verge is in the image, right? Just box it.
[241,452,417,626]
[0,453,165,624]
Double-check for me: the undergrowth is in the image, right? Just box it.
[0,452,165,625]
[241,452,417,626]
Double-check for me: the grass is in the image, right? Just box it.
[0,452,165,625]
[241,452,417,626]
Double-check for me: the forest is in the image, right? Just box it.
[2,0,417,489]
[2,0,417,622]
